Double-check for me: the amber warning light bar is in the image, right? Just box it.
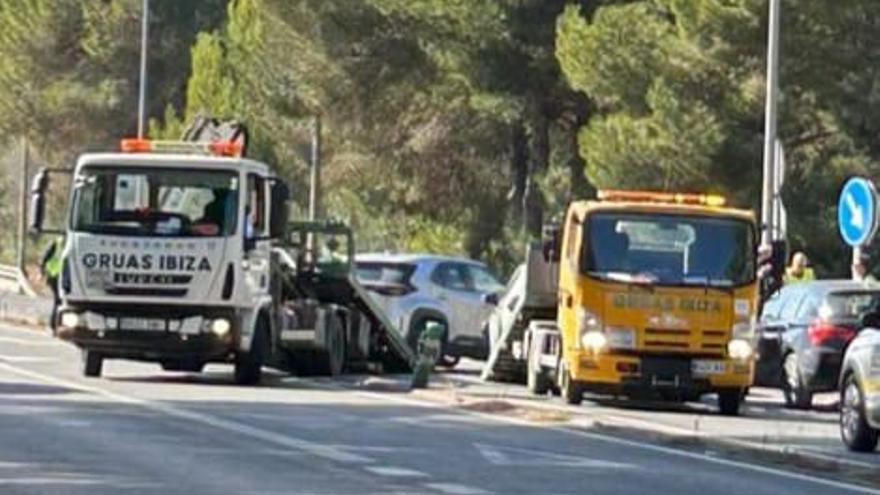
[597,189,726,207]
[120,138,244,158]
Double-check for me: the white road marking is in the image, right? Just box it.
[332,385,880,495]
[423,483,491,495]
[0,362,374,466]
[474,442,633,469]
[364,466,427,478]
[0,355,58,364]
[0,336,64,346]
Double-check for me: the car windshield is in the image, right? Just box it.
[582,211,755,287]
[71,167,239,237]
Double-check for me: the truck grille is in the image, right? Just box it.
[643,328,728,354]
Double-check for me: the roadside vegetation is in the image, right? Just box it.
[1,0,879,276]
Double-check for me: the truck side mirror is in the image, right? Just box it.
[482,293,500,306]
[28,168,49,235]
[270,181,290,238]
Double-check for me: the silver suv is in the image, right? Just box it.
[840,312,880,452]
[355,254,504,366]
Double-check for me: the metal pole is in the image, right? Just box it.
[853,246,862,280]
[772,139,785,241]
[761,0,781,247]
[308,115,322,221]
[16,137,28,274]
[137,0,150,139]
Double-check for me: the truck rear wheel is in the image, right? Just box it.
[324,313,346,377]
[526,353,550,396]
[82,350,103,378]
[717,388,743,416]
[235,319,267,385]
[295,313,346,377]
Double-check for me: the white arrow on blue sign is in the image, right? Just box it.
[838,177,878,247]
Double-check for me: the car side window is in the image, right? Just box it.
[431,263,474,292]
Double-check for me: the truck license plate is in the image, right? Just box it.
[692,360,726,376]
[119,318,166,332]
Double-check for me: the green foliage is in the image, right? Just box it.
[558,0,880,276]
[5,0,880,279]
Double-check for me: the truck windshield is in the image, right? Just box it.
[71,167,239,237]
[582,211,755,287]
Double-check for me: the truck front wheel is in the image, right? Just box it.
[717,388,744,416]
[559,366,583,405]
[235,319,267,385]
[82,350,103,378]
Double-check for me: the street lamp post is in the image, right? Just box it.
[137,0,150,139]
[761,0,781,248]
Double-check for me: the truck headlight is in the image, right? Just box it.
[727,338,753,360]
[60,312,83,329]
[577,307,602,334]
[210,318,231,337]
[732,320,755,339]
[577,307,604,351]
[581,331,607,351]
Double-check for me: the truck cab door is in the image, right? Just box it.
[242,174,272,304]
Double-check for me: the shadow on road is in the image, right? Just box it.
[0,381,76,395]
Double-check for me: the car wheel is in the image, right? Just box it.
[717,388,744,416]
[782,352,812,409]
[82,350,103,378]
[840,373,879,452]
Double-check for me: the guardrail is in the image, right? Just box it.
[0,263,38,297]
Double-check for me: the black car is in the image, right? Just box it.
[755,281,880,409]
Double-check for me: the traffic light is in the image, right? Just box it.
[758,240,787,302]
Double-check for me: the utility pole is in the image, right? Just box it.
[137,0,150,139]
[308,115,322,221]
[761,0,781,247]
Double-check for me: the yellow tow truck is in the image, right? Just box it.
[483,190,759,415]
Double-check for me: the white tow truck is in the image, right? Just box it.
[29,128,413,383]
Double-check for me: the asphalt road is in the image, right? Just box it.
[0,322,876,495]
[435,360,880,470]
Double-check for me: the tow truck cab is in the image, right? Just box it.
[487,191,762,415]
[554,191,759,413]
[30,140,289,380]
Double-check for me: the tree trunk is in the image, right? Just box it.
[509,122,528,226]
[566,124,595,201]
[524,115,549,238]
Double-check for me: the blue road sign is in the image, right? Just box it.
[838,177,878,247]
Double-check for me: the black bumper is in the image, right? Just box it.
[57,302,239,363]
[58,327,235,362]
[799,347,843,392]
